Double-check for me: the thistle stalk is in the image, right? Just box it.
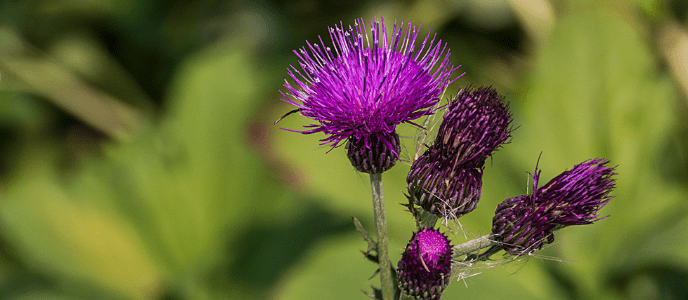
[451,234,497,259]
[370,173,393,300]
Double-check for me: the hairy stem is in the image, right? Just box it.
[370,173,393,300]
[451,234,497,259]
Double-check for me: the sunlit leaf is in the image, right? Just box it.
[0,156,162,299]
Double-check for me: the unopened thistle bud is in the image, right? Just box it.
[407,87,512,218]
[278,17,459,173]
[397,228,452,300]
[346,132,401,174]
[490,159,616,255]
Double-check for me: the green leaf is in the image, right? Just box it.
[353,217,378,257]
[0,158,162,300]
[499,5,684,299]
[273,234,386,300]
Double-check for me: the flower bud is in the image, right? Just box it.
[491,159,616,255]
[346,132,400,173]
[397,228,452,300]
[407,87,512,218]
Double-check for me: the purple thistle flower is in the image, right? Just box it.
[279,17,459,173]
[490,158,616,255]
[397,228,452,300]
[407,86,512,218]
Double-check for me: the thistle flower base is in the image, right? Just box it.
[347,132,400,174]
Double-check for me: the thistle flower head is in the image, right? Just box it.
[280,17,458,173]
[491,158,616,255]
[407,87,512,218]
[397,228,452,300]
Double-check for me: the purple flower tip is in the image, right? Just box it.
[435,86,513,163]
[279,17,459,172]
[398,228,452,300]
[491,158,617,255]
[407,86,512,218]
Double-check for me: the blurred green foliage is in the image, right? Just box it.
[0,0,687,299]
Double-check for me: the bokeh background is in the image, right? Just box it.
[0,0,687,299]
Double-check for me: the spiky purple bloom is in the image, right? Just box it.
[280,17,458,173]
[398,228,452,300]
[490,158,616,255]
[407,87,512,218]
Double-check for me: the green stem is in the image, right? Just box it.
[416,209,440,229]
[370,173,393,300]
[451,234,497,260]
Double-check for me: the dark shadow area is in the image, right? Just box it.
[274,0,367,46]
[608,264,688,300]
[217,198,356,297]
[542,258,578,300]
[438,14,526,83]
[657,121,688,188]
[670,0,688,23]
[0,270,127,300]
